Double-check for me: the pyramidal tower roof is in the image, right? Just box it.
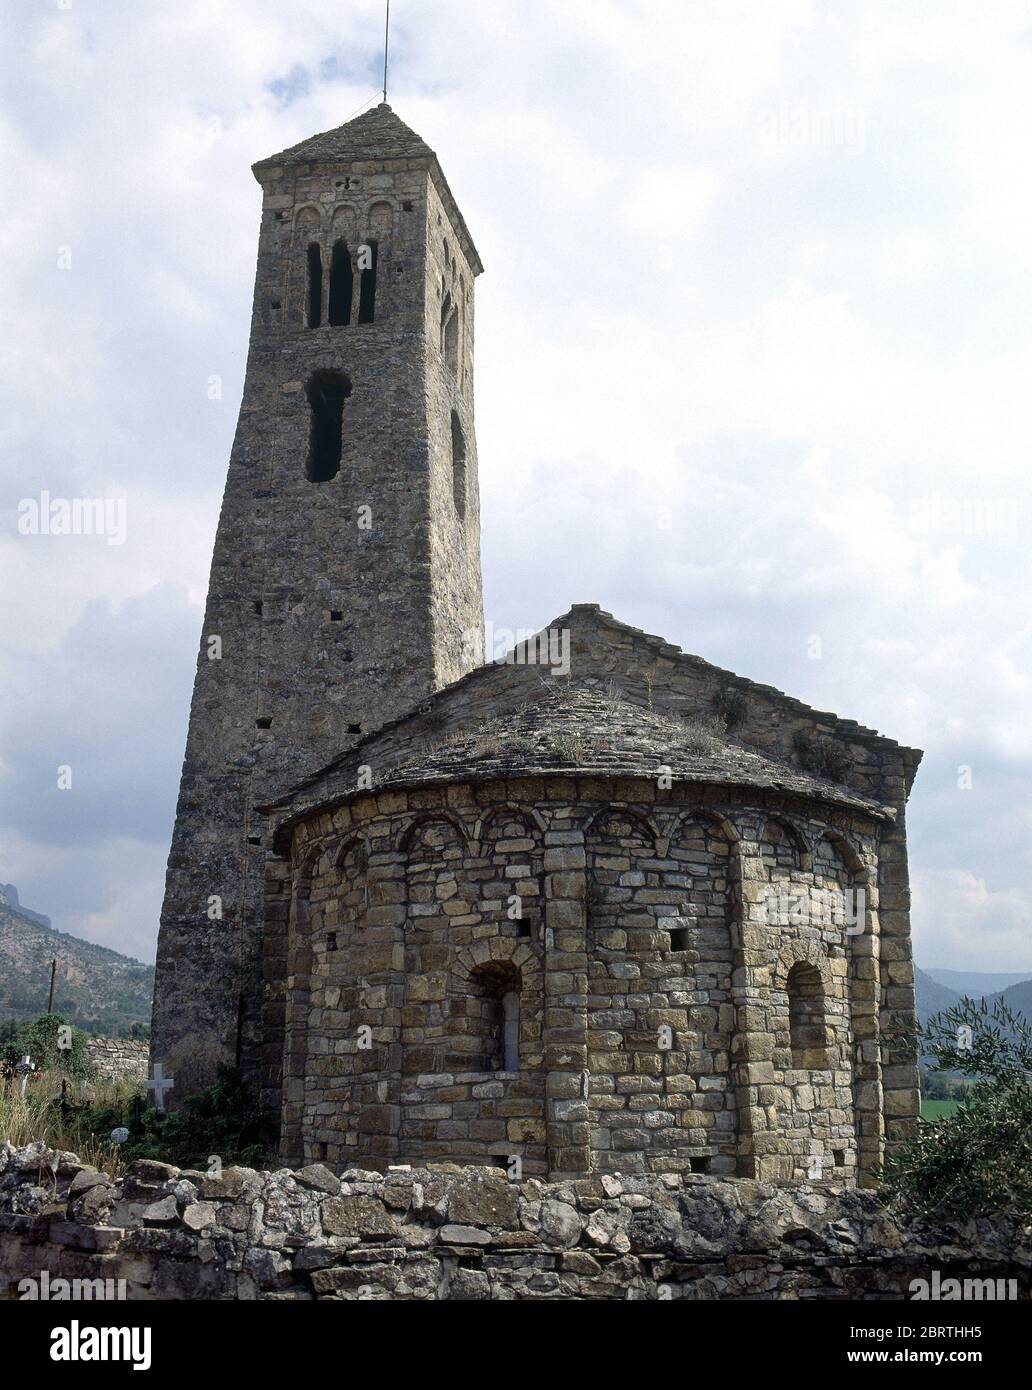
[254,102,435,169]
[252,101,482,273]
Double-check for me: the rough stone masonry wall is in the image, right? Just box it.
[83,1038,149,1084]
[263,776,880,1185]
[2,1145,1028,1301]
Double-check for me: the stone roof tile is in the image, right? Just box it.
[266,682,893,834]
[253,102,434,169]
[369,684,890,815]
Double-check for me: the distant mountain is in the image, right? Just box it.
[0,883,52,930]
[914,967,1032,1073]
[0,893,153,1035]
[925,967,1032,996]
[991,980,1032,1035]
[914,966,964,1028]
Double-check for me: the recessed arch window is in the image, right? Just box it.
[328,240,353,326]
[787,961,829,1068]
[306,243,323,328]
[450,410,466,519]
[305,370,351,483]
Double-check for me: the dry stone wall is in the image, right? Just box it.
[83,1038,149,1084]
[2,1145,1027,1302]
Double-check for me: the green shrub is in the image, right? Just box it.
[882,997,1032,1220]
[792,731,851,783]
[0,1013,95,1080]
[81,1066,276,1172]
[713,685,747,730]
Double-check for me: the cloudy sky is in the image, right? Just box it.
[1,0,1030,973]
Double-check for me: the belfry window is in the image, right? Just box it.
[450,410,467,519]
[306,243,322,328]
[328,240,353,326]
[305,371,351,483]
[357,239,378,323]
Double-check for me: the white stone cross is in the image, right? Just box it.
[145,1062,175,1112]
[15,1055,35,1098]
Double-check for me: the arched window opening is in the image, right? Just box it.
[450,410,466,519]
[761,816,805,872]
[444,305,459,374]
[787,962,829,1068]
[305,371,351,483]
[328,240,353,326]
[467,961,521,1072]
[306,243,323,328]
[357,239,378,323]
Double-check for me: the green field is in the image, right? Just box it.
[922,1099,961,1120]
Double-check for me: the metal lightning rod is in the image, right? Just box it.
[383,0,391,103]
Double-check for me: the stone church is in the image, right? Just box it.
[152,103,922,1187]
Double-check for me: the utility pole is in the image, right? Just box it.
[47,957,57,1013]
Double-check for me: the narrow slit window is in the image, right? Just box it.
[306,243,322,328]
[502,991,519,1072]
[443,302,459,374]
[450,410,467,519]
[328,240,353,326]
[305,371,351,483]
[357,239,378,323]
[467,961,521,1073]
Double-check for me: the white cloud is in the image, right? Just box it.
[912,869,1032,973]
[1,0,1029,975]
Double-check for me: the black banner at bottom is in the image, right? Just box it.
[2,1297,1025,1375]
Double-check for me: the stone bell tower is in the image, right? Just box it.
[152,104,484,1095]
